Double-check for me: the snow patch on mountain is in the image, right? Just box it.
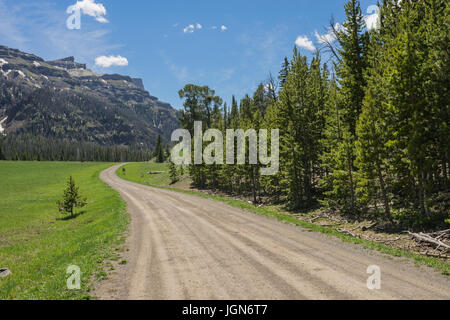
[1,69,11,78]
[0,117,7,135]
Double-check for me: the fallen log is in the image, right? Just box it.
[407,232,450,251]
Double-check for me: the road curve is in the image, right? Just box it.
[95,164,450,300]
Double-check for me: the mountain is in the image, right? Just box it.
[0,45,180,149]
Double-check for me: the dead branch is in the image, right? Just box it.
[407,232,450,251]
[339,229,357,237]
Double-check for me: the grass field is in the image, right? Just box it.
[116,161,172,186]
[117,162,449,275]
[0,162,128,300]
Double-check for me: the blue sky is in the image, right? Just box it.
[0,0,378,109]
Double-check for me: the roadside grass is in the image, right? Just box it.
[0,161,129,300]
[117,162,450,275]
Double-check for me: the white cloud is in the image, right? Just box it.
[365,14,378,30]
[315,30,334,44]
[0,116,7,134]
[314,23,342,44]
[264,83,276,92]
[96,16,108,23]
[95,55,128,67]
[295,35,315,51]
[71,0,108,23]
[183,23,203,33]
[180,23,226,33]
[365,5,380,30]
[183,24,195,33]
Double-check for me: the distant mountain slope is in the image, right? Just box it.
[0,45,179,149]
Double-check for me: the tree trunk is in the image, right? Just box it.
[376,162,390,217]
[251,167,257,204]
[347,153,356,213]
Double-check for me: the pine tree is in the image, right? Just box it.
[230,95,240,126]
[169,159,178,184]
[421,0,449,192]
[179,165,184,177]
[337,0,368,137]
[321,0,368,214]
[219,96,240,194]
[250,109,263,203]
[279,57,290,89]
[253,83,270,117]
[376,0,448,217]
[276,47,327,208]
[57,176,87,218]
[261,97,282,201]
[356,58,392,217]
[153,135,165,163]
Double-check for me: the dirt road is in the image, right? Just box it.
[95,165,450,300]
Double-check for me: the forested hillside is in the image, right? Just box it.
[0,134,151,162]
[177,0,449,229]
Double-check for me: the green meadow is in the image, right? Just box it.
[117,161,171,186]
[0,162,128,300]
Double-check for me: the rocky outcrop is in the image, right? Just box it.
[132,78,145,89]
[47,56,87,70]
[100,73,132,82]
[0,268,11,277]
[0,45,44,63]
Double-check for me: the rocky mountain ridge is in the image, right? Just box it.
[0,45,179,149]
